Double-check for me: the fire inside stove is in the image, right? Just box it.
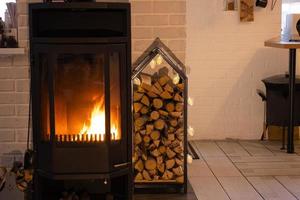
[78,97,119,141]
[42,53,122,143]
[52,96,121,143]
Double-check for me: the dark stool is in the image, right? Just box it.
[258,74,300,149]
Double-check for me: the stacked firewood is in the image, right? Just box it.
[133,69,185,183]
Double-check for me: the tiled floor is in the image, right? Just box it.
[189,140,300,200]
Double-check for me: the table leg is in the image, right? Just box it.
[288,49,296,153]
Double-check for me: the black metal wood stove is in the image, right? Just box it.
[29,2,132,199]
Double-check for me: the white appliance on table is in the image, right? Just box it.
[282,14,300,42]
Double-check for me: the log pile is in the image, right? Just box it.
[133,70,185,183]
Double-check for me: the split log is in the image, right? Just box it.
[168,126,175,133]
[170,140,181,148]
[148,143,156,151]
[173,146,183,154]
[158,75,170,86]
[158,110,168,117]
[162,138,171,146]
[141,95,150,106]
[164,83,174,93]
[170,119,178,127]
[135,117,146,127]
[134,159,144,172]
[134,103,143,113]
[166,159,175,169]
[172,166,184,176]
[151,149,161,157]
[134,133,142,145]
[175,103,184,112]
[168,134,175,141]
[153,140,160,147]
[133,152,139,163]
[160,91,172,99]
[158,146,166,154]
[153,98,163,109]
[175,127,184,135]
[137,86,145,93]
[140,130,146,135]
[135,172,143,181]
[140,106,149,114]
[145,158,157,170]
[157,163,165,173]
[142,153,148,161]
[135,146,142,156]
[141,83,152,92]
[133,113,140,120]
[170,112,182,118]
[146,125,154,135]
[176,176,184,183]
[148,169,157,176]
[147,91,158,98]
[150,130,160,140]
[157,156,163,165]
[154,119,165,130]
[134,124,142,132]
[174,93,184,102]
[166,147,176,159]
[140,74,152,85]
[150,111,160,120]
[176,133,184,141]
[142,170,152,181]
[165,102,175,112]
[133,92,143,102]
[154,82,164,93]
[143,135,151,143]
[162,170,174,180]
[175,158,183,166]
[151,85,162,95]
[177,83,184,91]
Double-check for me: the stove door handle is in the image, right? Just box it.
[113,162,130,168]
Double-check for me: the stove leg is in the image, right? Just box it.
[261,124,268,141]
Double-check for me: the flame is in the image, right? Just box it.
[79,97,119,141]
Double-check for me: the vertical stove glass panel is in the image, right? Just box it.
[110,52,121,140]
[54,54,106,143]
[40,54,50,141]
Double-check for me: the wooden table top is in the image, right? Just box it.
[265,37,300,49]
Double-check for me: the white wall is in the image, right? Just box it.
[187,0,289,140]
[0,0,15,20]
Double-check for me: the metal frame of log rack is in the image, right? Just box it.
[132,38,188,194]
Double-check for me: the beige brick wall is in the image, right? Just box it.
[131,0,186,63]
[0,0,186,166]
